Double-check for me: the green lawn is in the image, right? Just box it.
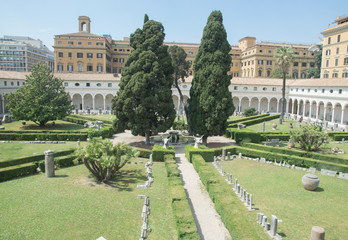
[219,159,348,239]
[0,161,177,240]
[1,120,87,131]
[247,118,300,133]
[0,141,86,162]
[228,115,244,121]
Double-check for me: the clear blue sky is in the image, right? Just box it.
[0,0,347,51]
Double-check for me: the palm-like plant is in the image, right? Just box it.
[274,47,294,124]
[75,139,139,182]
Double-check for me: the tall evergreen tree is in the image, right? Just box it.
[168,45,191,132]
[189,11,235,144]
[112,15,175,144]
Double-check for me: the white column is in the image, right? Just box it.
[332,107,335,123]
[285,99,289,113]
[297,103,300,115]
[276,99,280,113]
[316,105,320,120]
[309,104,312,118]
[82,97,85,110]
[323,107,327,121]
[267,99,271,112]
[239,100,242,112]
[92,95,95,110]
[291,100,295,114]
[258,99,261,113]
[103,95,106,110]
[341,109,345,124]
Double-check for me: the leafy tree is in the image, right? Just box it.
[112,15,176,144]
[168,45,191,132]
[6,63,73,126]
[274,47,294,124]
[75,139,138,182]
[290,125,327,152]
[305,44,322,78]
[188,11,235,144]
[270,68,291,79]
[243,107,257,117]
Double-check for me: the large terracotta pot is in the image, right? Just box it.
[302,174,320,191]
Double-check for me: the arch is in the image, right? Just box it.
[81,22,87,32]
[288,98,293,113]
[334,103,342,123]
[317,101,325,120]
[105,94,114,111]
[326,102,333,122]
[232,97,240,112]
[94,94,104,110]
[293,99,298,115]
[240,97,249,112]
[84,94,93,110]
[250,97,258,111]
[269,98,277,113]
[247,69,250,77]
[172,95,179,114]
[301,72,306,79]
[278,98,287,113]
[304,100,310,117]
[267,69,271,78]
[72,93,82,110]
[258,69,262,77]
[293,71,298,79]
[343,104,348,125]
[260,97,268,113]
[251,68,254,77]
[298,99,304,115]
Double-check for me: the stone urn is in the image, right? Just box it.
[302,174,320,191]
[272,123,277,130]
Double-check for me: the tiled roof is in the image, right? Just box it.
[55,32,103,38]
[289,78,348,87]
[230,77,293,86]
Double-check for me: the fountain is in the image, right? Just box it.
[150,131,195,145]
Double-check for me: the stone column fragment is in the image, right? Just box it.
[44,150,55,178]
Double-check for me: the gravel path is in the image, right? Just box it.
[175,146,232,240]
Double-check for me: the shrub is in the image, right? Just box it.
[75,139,138,182]
[151,144,175,162]
[184,145,215,162]
[0,163,37,182]
[243,107,257,117]
[234,129,261,144]
[112,116,126,133]
[290,125,328,152]
[227,113,269,125]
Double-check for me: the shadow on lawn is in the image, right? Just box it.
[105,169,147,191]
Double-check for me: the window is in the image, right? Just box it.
[87,65,93,71]
[77,53,83,58]
[108,83,112,87]
[323,74,329,78]
[293,62,298,67]
[310,62,315,67]
[96,42,103,46]
[344,57,348,65]
[326,49,331,56]
[233,72,239,77]
[337,35,341,43]
[57,64,63,71]
[97,53,102,58]
[330,89,333,93]
[120,58,124,63]
[258,70,262,77]
[303,52,306,56]
[4,81,7,86]
[259,49,263,53]
[335,59,338,66]
[268,50,272,54]
[58,52,63,58]
[127,49,130,52]
[326,59,329,67]
[322,89,325,93]
[302,88,304,92]
[235,63,238,67]
[86,83,90,87]
[75,83,80,87]
[17,81,20,86]
[343,72,348,78]
[78,42,82,45]
[68,41,73,45]
[295,52,299,55]
[315,89,317,92]
[188,51,193,54]
[252,60,254,65]
[119,68,124,73]
[248,61,250,66]
[67,64,73,72]
[113,58,118,62]
[266,60,272,65]
[243,87,248,90]
[257,60,263,65]
[332,72,338,78]
[253,87,257,91]
[88,42,92,45]
[113,68,117,73]
[328,37,331,44]
[68,52,72,58]
[336,48,340,54]
[339,89,342,94]
[263,87,267,91]
[301,72,306,78]
[11,82,14,86]
[114,48,117,52]
[87,53,93,59]
[97,83,101,87]
[272,87,276,91]
[302,62,307,67]
[97,65,103,72]
[234,86,238,90]
[307,88,310,92]
[58,41,62,45]
[64,82,68,87]
[78,64,83,72]
[293,72,298,79]
[267,70,271,77]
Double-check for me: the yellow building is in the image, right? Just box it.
[321,14,348,78]
[54,16,242,77]
[239,37,316,78]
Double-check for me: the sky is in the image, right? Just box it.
[0,0,347,51]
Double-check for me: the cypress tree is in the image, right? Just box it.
[189,10,235,144]
[112,15,175,144]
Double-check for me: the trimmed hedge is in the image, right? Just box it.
[234,129,261,144]
[0,163,37,182]
[328,132,348,141]
[241,142,348,166]
[235,146,348,172]
[38,155,79,173]
[227,113,269,125]
[260,133,290,141]
[0,133,87,141]
[228,114,280,128]
[190,154,265,239]
[0,149,75,169]
[88,126,114,139]
[65,115,113,125]
[132,147,151,159]
[184,145,214,163]
[164,155,200,240]
[151,144,175,162]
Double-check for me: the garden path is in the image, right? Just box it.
[175,146,232,240]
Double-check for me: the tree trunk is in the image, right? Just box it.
[104,167,112,182]
[279,71,286,125]
[175,80,192,134]
[202,135,208,145]
[145,132,150,145]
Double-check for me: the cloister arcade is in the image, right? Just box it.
[70,93,115,112]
